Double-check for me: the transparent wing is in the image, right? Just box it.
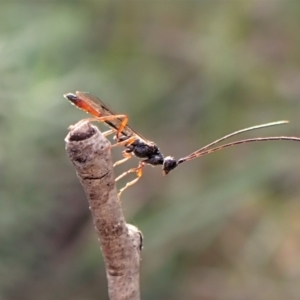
[65,91,148,141]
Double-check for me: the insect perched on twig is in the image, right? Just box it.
[65,91,300,197]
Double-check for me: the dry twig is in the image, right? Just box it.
[65,121,142,300]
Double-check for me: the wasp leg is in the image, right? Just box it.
[117,163,144,198]
[110,136,136,148]
[69,117,99,129]
[88,114,129,140]
[113,115,128,140]
[71,114,128,134]
[68,118,90,130]
[102,129,115,137]
[69,120,116,138]
[115,163,141,182]
[113,151,132,167]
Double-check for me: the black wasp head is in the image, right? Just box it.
[163,156,178,175]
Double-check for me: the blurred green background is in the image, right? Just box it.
[2,1,300,299]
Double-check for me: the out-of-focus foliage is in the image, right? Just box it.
[1,1,300,299]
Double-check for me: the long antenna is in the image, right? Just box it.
[195,120,289,153]
[178,136,300,164]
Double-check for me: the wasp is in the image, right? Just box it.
[65,91,300,197]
